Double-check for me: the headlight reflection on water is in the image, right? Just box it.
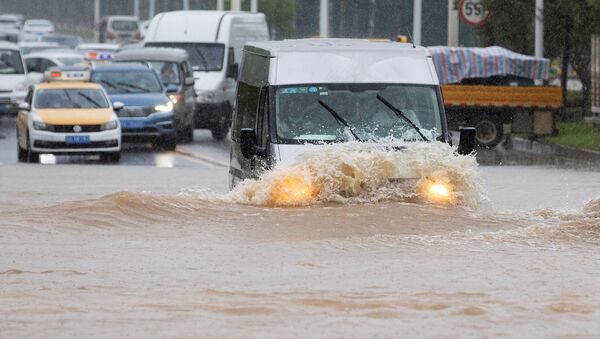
[423,181,453,203]
[270,175,317,206]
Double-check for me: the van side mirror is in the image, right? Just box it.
[18,102,30,111]
[184,76,194,86]
[457,127,476,155]
[226,63,239,79]
[113,101,124,111]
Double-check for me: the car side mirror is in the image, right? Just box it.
[226,62,239,79]
[165,83,179,93]
[18,102,30,111]
[457,127,476,155]
[184,76,194,86]
[113,101,124,111]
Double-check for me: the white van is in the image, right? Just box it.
[0,41,27,115]
[229,39,476,188]
[143,10,269,140]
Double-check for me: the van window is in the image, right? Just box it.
[147,61,181,85]
[233,81,261,139]
[146,42,225,72]
[274,83,443,143]
[0,49,24,74]
[256,88,269,147]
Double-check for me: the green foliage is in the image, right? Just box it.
[258,0,296,39]
[544,121,600,151]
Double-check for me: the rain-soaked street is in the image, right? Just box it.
[1,114,600,337]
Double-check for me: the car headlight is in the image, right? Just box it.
[155,101,173,113]
[100,119,118,131]
[33,121,50,131]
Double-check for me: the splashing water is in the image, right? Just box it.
[226,140,483,207]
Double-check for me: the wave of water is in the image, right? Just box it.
[226,140,483,207]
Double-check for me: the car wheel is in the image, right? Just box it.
[26,133,39,163]
[17,132,27,162]
[472,115,504,148]
[211,124,229,141]
[160,136,177,151]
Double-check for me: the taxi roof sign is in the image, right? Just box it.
[43,66,91,82]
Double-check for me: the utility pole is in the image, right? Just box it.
[412,0,422,45]
[133,0,140,18]
[251,0,258,13]
[216,0,224,10]
[535,0,543,58]
[183,0,189,10]
[231,0,241,11]
[319,0,329,38]
[94,0,100,42]
[149,0,155,18]
[447,0,459,46]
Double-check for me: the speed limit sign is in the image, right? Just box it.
[459,0,490,28]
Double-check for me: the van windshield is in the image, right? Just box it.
[145,42,224,72]
[0,49,24,74]
[275,84,443,143]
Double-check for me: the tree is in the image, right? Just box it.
[481,0,600,112]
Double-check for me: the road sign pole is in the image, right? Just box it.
[183,0,190,10]
[535,0,543,58]
[133,0,140,18]
[447,0,459,46]
[320,0,329,38]
[413,0,422,45]
[251,0,258,12]
[94,0,100,42]
[231,0,241,11]
[149,0,155,18]
[216,0,224,10]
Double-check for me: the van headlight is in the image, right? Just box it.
[100,119,118,131]
[33,121,50,131]
[155,101,174,113]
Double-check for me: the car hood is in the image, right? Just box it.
[0,75,27,92]
[107,93,168,107]
[35,108,114,125]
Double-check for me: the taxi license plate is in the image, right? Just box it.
[65,135,91,144]
[122,120,144,129]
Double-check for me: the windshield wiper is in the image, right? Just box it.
[376,94,429,142]
[194,46,210,72]
[116,82,151,93]
[98,79,131,93]
[317,100,361,141]
[63,89,81,108]
[76,91,101,108]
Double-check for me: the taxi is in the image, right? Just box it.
[16,67,123,163]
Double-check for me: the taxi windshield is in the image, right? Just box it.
[275,84,443,143]
[91,70,163,94]
[35,88,110,109]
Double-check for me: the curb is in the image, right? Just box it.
[505,135,600,163]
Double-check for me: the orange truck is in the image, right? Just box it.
[429,46,563,148]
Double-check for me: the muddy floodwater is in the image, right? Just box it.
[1,143,600,337]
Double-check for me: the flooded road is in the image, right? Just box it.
[1,130,600,337]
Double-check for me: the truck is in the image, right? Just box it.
[428,46,563,148]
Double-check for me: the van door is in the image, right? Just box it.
[230,81,261,182]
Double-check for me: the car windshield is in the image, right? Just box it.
[57,57,84,66]
[145,42,224,72]
[91,70,163,94]
[111,20,138,31]
[275,84,443,143]
[0,49,24,74]
[34,89,110,109]
[147,61,181,85]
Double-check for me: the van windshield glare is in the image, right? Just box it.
[275,84,443,143]
[145,42,224,72]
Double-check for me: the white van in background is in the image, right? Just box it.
[144,10,269,140]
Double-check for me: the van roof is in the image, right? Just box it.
[146,10,266,43]
[113,47,189,63]
[243,39,439,86]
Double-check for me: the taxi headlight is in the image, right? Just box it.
[169,94,183,104]
[100,119,118,131]
[33,121,50,131]
[155,101,173,113]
